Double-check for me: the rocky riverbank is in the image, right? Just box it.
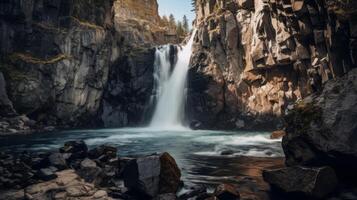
[0,140,279,200]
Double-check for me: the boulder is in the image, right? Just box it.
[77,158,103,185]
[283,69,357,172]
[60,140,88,160]
[214,184,240,200]
[36,168,58,181]
[270,130,286,139]
[48,153,67,170]
[123,152,181,197]
[88,145,117,161]
[263,166,338,199]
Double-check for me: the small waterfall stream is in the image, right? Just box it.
[149,30,196,130]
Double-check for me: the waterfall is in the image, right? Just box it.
[150,30,196,130]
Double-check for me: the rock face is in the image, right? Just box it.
[0,0,174,133]
[283,68,357,173]
[114,0,179,44]
[188,0,357,129]
[263,166,338,198]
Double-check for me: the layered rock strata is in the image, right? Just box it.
[188,0,357,129]
[0,0,176,133]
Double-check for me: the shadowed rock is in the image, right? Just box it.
[263,166,338,199]
[123,152,181,198]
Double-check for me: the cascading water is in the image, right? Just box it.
[150,30,196,130]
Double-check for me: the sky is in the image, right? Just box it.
[157,0,195,27]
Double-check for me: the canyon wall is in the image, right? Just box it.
[188,0,357,130]
[0,0,172,133]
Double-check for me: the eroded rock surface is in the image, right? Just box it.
[283,68,357,173]
[263,166,338,198]
[0,0,176,134]
[188,0,357,130]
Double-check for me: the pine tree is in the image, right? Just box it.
[182,15,189,33]
[191,0,197,12]
[169,14,176,29]
[176,21,185,38]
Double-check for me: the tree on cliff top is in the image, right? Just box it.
[169,14,176,29]
[191,0,197,11]
[182,15,189,33]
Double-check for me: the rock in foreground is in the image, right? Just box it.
[25,170,111,200]
[263,166,338,199]
[283,69,357,172]
[214,184,240,200]
[123,152,181,198]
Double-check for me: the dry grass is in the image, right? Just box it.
[70,16,104,30]
[10,53,71,64]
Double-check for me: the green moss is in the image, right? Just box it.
[285,102,323,134]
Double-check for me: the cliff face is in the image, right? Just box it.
[188,0,357,130]
[114,0,180,45]
[0,0,168,133]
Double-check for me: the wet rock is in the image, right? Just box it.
[88,145,117,161]
[77,158,103,185]
[123,152,181,197]
[189,120,203,130]
[178,185,208,200]
[60,140,88,160]
[43,126,55,132]
[48,153,67,170]
[270,130,286,139]
[154,193,177,200]
[214,184,240,200]
[263,166,338,199]
[220,150,234,156]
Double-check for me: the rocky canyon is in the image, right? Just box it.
[0,0,357,200]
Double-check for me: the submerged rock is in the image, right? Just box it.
[123,152,181,197]
[263,166,338,199]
